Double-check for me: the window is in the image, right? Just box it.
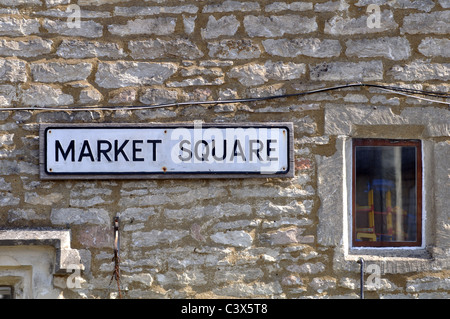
[0,286,13,299]
[352,139,422,247]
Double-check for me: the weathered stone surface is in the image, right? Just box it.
[114,5,198,16]
[31,62,93,83]
[314,0,350,12]
[57,39,125,59]
[0,38,53,58]
[201,15,240,39]
[345,37,411,60]
[310,61,383,81]
[265,2,313,12]
[203,1,260,12]
[43,19,103,38]
[129,38,203,60]
[388,61,450,81]
[0,85,16,107]
[0,0,41,5]
[183,15,196,34]
[139,87,178,105]
[45,0,69,6]
[401,11,450,34]
[108,88,137,104]
[244,15,317,37]
[324,104,450,137]
[0,17,40,36]
[95,61,178,89]
[50,208,110,225]
[439,0,450,8]
[263,38,341,58]
[213,282,283,298]
[287,262,326,274]
[208,39,261,59]
[0,59,27,83]
[108,17,176,36]
[20,84,73,107]
[229,60,306,86]
[132,229,189,247]
[210,230,253,247]
[260,227,314,245]
[0,192,20,206]
[310,277,337,292]
[79,87,102,104]
[165,203,252,221]
[418,38,450,58]
[355,0,435,11]
[325,10,398,35]
[406,275,450,292]
[25,192,63,205]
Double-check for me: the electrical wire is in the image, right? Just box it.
[1,83,449,112]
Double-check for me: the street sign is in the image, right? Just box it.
[39,123,294,179]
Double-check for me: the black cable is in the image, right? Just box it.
[2,83,449,112]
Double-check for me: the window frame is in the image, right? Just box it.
[352,138,423,248]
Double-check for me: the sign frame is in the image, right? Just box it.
[39,122,294,180]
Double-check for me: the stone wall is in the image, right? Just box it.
[0,0,449,299]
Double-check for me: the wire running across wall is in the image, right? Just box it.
[2,82,450,113]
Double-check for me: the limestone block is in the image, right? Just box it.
[345,37,411,60]
[0,17,40,36]
[355,0,435,12]
[50,208,110,225]
[203,1,260,12]
[244,15,317,37]
[418,38,450,58]
[440,0,450,8]
[95,61,178,89]
[57,39,125,59]
[139,87,178,105]
[114,5,198,16]
[401,11,450,34]
[265,2,313,12]
[201,15,240,39]
[210,230,253,248]
[79,87,103,104]
[31,61,93,83]
[108,17,176,36]
[131,230,189,247]
[310,61,383,82]
[389,60,450,81]
[0,59,27,83]
[20,84,73,107]
[229,61,306,86]
[0,0,41,4]
[325,10,398,35]
[208,39,261,59]
[129,38,203,60]
[263,38,341,58]
[0,38,53,58]
[43,19,103,38]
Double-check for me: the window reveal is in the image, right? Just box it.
[352,139,422,247]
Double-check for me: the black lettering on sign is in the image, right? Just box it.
[97,140,112,162]
[78,140,95,162]
[146,140,162,161]
[55,140,75,162]
[114,140,129,161]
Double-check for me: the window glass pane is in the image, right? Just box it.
[0,286,13,299]
[354,141,420,246]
